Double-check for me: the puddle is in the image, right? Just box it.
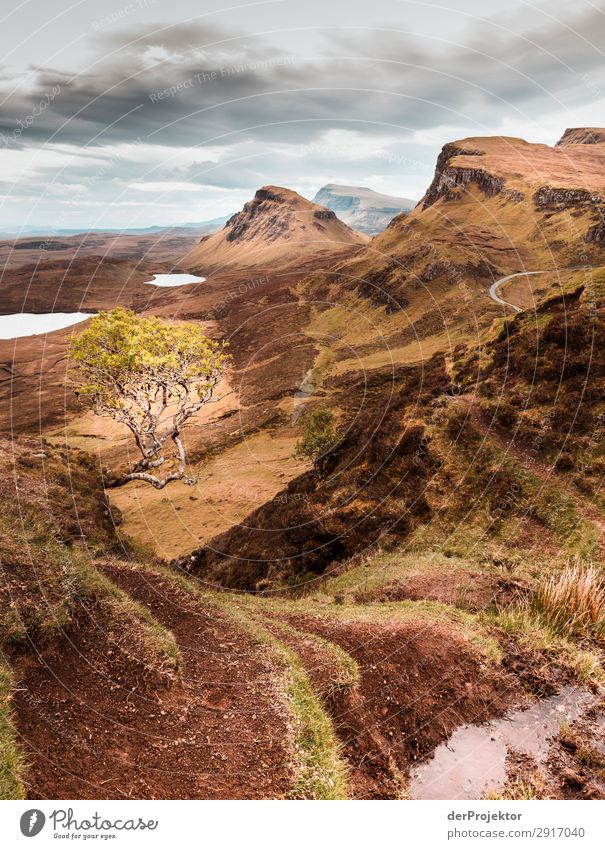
[0,312,95,339]
[143,273,205,287]
[409,686,595,799]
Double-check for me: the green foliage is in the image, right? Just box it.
[69,309,229,488]
[294,407,341,466]
[70,308,227,412]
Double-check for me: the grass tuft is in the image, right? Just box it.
[486,774,545,800]
[0,660,26,799]
[491,604,604,687]
[532,562,605,639]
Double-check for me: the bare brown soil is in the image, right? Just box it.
[11,564,291,800]
[281,614,520,798]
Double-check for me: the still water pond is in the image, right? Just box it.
[409,686,594,799]
[0,312,95,339]
[143,273,205,287]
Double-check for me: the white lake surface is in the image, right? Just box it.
[144,273,205,287]
[0,312,95,339]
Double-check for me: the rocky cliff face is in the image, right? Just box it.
[533,187,603,209]
[225,188,294,244]
[420,143,524,209]
[312,184,416,235]
[532,185,605,242]
[389,131,605,273]
[556,128,605,147]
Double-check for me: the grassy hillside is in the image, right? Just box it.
[5,429,603,799]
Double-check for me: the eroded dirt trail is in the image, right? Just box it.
[13,565,292,799]
[254,609,522,799]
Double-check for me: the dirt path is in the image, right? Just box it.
[13,565,292,799]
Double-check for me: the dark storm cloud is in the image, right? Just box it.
[1,8,604,153]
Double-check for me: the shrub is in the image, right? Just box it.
[554,452,575,472]
[532,562,605,638]
[294,407,341,468]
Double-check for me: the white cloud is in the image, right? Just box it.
[1,4,604,228]
[129,179,244,193]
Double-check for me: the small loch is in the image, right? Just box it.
[144,273,205,287]
[0,312,95,339]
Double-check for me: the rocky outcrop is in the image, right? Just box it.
[225,188,293,243]
[533,187,605,243]
[419,260,452,283]
[533,186,604,210]
[313,208,337,221]
[585,221,605,245]
[420,144,523,209]
[357,265,408,312]
[556,128,605,147]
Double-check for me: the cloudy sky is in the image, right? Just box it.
[1,0,604,229]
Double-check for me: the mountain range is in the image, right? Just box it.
[0,215,231,240]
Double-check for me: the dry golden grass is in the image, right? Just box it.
[532,562,605,639]
[329,333,450,375]
[109,430,307,558]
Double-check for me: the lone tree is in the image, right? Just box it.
[70,308,228,489]
[293,406,341,473]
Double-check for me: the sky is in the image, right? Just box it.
[0,0,604,229]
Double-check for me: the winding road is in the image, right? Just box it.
[488,270,547,313]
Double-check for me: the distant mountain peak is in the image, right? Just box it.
[312,184,416,235]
